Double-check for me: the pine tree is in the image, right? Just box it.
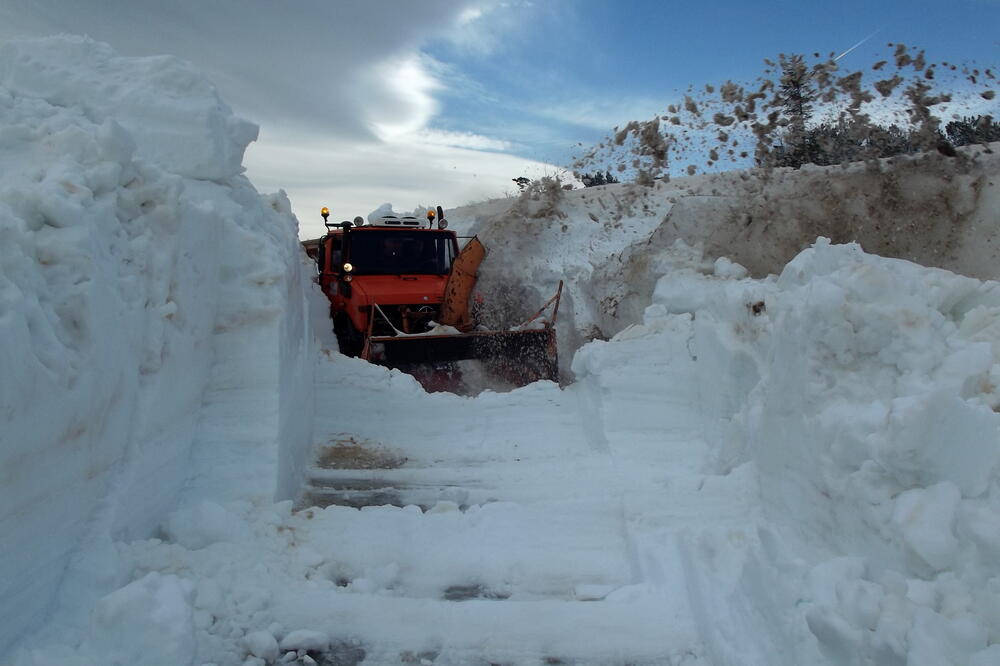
[578,171,605,187]
[774,54,817,168]
[945,115,1000,146]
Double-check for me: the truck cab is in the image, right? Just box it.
[315,212,461,355]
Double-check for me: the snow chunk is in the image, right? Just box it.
[293,545,325,569]
[85,573,195,665]
[163,501,250,549]
[971,644,1000,666]
[713,256,748,279]
[574,584,617,601]
[278,629,330,653]
[880,392,1000,497]
[242,630,280,662]
[892,482,962,571]
[426,500,460,514]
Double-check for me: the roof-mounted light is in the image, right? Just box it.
[322,207,336,229]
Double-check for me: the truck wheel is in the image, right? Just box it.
[333,314,361,357]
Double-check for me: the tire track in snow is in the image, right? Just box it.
[571,317,768,662]
[573,369,654,591]
[571,334,714,660]
[579,316,819,665]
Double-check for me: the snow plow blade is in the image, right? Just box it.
[366,328,559,383]
[362,280,563,386]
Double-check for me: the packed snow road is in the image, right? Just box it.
[283,315,761,665]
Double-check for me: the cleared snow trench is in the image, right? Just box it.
[18,239,1000,666]
[247,307,763,665]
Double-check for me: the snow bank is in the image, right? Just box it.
[451,146,1000,365]
[592,238,1000,664]
[0,36,314,657]
[740,241,1000,664]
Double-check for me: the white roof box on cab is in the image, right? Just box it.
[372,214,422,227]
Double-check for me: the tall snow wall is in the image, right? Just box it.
[0,37,316,656]
[566,239,1000,664]
[684,242,1000,664]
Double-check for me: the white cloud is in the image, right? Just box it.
[245,130,556,239]
[457,6,487,25]
[368,56,444,140]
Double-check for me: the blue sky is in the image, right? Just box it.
[430,0,1000,166]
[1,0,996,236]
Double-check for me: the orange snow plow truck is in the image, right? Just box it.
[308,206,562,388]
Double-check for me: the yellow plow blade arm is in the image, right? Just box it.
[438,237,485,331]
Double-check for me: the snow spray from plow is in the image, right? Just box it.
[363,281,562,386]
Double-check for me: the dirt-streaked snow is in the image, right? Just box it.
[4,36,1000,666]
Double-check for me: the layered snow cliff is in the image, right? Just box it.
[0,37,315,655]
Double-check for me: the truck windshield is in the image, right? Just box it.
[347,230,456,275]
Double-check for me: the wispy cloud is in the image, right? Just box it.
[444,0,538,55]
[411,129,515,151]
[528,94,669,132]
